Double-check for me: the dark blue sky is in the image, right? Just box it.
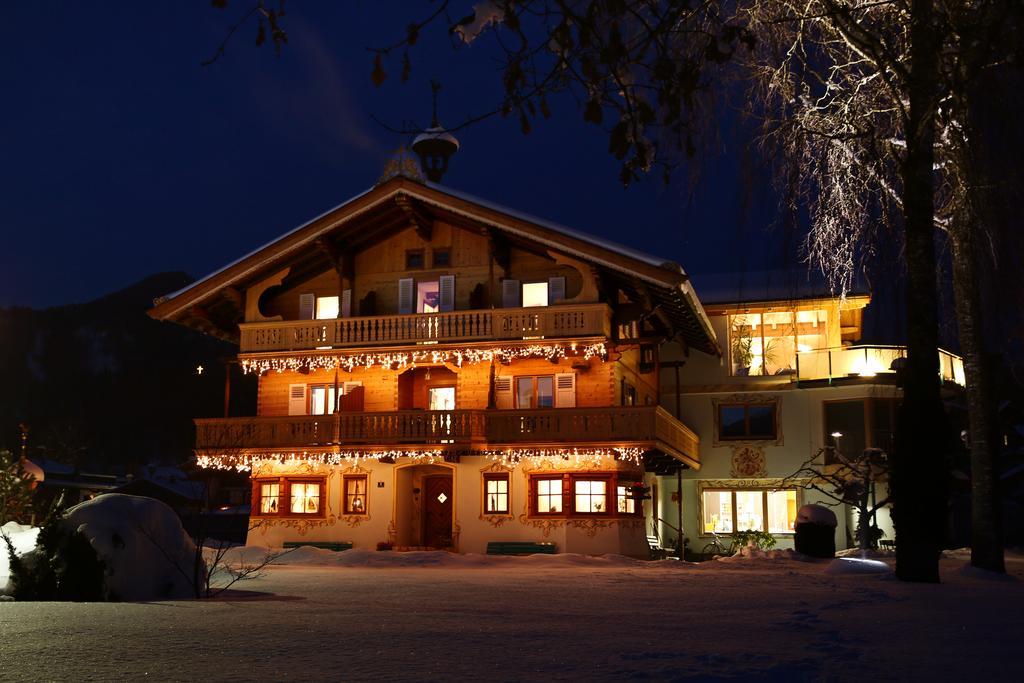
[1,1,793,309]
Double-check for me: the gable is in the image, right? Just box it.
[148,176,719,354]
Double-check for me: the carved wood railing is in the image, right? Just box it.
[238,304,612,353]
[194,405,699,464]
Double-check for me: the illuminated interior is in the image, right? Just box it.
[290,482,321,514]
[522,281,549,308]
[416,281,440,313]
[729,310,828,376]
[315,295,339,320]
[574,479,608,513]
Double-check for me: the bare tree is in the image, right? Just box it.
[785,447,890,551]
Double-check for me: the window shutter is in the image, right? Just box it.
[494,376,513,409]
[398,278,414,314]
[439,275,455,312]
[548,276,566,304]
[299,293,315,320]
[288,384,308,415]
[554,373,576,408]
[341,289,352,318]
[342,381,363,394]
[502,279,521,308]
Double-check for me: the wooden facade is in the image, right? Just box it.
[150,176,715,556]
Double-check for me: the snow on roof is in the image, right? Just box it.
[423,181,675,270]
[692,269,870,306]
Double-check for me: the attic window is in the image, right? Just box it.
[432,249,451,268]
[406,250,425,269]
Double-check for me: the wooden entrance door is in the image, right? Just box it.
[423,475,453,549]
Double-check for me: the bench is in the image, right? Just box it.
[486,541,557,555]
[647,535,667,561]
[283,541,353,552]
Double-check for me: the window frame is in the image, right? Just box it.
[342,474,369,516]
[822,397,898,463]
[514,375,555,409]
[483,472,511,515]
[251,477,326,518]
[521,280,550,308]
[431,248,451,268]
[405,249,425,270]
[717,401,778,441]
[699,487,799,536]
[527,473,641,519]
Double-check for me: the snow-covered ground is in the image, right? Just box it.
[1,548,1023,681]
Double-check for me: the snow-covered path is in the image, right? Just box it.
[1,552,1022,682]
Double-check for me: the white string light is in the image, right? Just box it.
[240,342,607,374]
[195,445,645,472]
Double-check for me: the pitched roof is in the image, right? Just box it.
[149,176,719,354]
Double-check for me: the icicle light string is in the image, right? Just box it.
[196,445,643,472]
[240,342,607,374]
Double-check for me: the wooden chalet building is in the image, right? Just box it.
[149,173,717,556]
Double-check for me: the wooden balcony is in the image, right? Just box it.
[238,304,612,354]
[194,406,699,468]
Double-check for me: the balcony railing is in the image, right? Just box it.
[795,345,966,386]
[194,405,699,465]
[238,304,612,354]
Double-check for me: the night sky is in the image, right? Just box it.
[2,2,796,310]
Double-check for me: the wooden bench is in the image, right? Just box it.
[283,541,353,552]
[486,541,557,555]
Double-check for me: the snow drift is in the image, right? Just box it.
[63,494,198,600]
[0,521,41,595]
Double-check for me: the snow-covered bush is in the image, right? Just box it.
[64,494,199,601]
[4,503,105,601]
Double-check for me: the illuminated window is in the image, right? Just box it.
[522,281,549,308]
[574,479,608,513]
[309,385,339,415]
[290,482,321,515]
[428,386,456,410]
[343,475,368,515]
[701,488,798,534]
[259,483,279,515]
[718,402,777,441]
[535,477,563,514]
[484,473,510,514]
[617,485,636,514]
[417,280,440,313]
[316,296,339,320]
[729,311,824,376]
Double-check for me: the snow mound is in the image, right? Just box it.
[825,557,893,575]
[716,545,801,562]
[797,504,837,526]
[835,548,894,559]
[0,522,41,595]
[65,494,198,600]
[215,545,648,569]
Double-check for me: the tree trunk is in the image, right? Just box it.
[891,0,948,583]
[950,227,1005,573]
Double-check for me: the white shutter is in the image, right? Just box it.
[342,381,363,394]
[502,279,521,308]
[439,275,455,312]
[398,278,414,314]
[299,293,315,320]
[341,289,352,317]
[554,373,576,408]
[548,276,566,304]
[494,376,513,409]
[288,384,308,416]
